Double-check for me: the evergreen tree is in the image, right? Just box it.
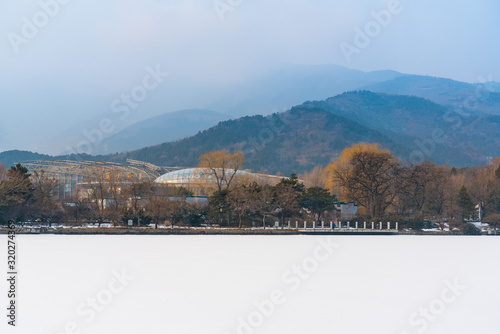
[300,187,336,221]
[0,163,33,222]
[457,186,475,221]
[277,173,305,193]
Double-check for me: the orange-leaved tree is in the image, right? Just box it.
[324,143,403,219]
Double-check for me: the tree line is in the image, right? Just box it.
[319,143,500,232]
[1,145,500,232]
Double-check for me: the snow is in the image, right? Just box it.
[0,235,499,334]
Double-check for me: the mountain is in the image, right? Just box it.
[91,109,230,155]
[103,108,412,174]
[4,91,499,174]
[361,75,500,115]
[0,150,98,168]
[36,64,404,156]
[307,91,449,138]
[103,91,499,173]
[0,150,54,167]
[6,64,500,156]
[304,91,500,163]
[209,64,404,117]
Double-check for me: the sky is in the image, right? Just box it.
[1,0,499,154]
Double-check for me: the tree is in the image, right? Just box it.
[164,200,188,227]
[184,205,207,227]
[63,195,92,226]
[28,170,61,225]
[239,182,277,228]
[424,167,448,217]
[198,150,245,192]
[300,187,335,221]
[103,169,128,224]
[397,161,444,216]
[466,164,499,219]
[457,186,475,221]
[144,184,170,228]
[0,163,33,222]
[208,189,231,226]
[274,174,304,225]
[84,165,108,215]
[301,166,326,188]
[227,185,250,228]
[325,143,402,219]
[250,184,276,228]
[127,180,156,227]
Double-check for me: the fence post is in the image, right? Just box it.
[322,221,324,229]
[364,221,366,229]
[304,221,307,229]
[387,222,390,230]
[355,221,358,229]
[396,222,398,230]
[313,221,316,229]
[372,222,374,230]
[288,221,290,229]
[379,222,382,230]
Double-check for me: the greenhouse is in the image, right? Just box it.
[155,168,283,195]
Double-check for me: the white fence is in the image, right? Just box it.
[284,221,399,231]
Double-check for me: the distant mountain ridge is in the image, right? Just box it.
[2,91,499,174]
[0,150,97,168]
[6,64,500,156]
[361,75,500,115]
[92,109,230,155]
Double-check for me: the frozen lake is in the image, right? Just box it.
[1,235,499,334]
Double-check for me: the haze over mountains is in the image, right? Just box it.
[89,109,230,155]
[5,64,403,155]
[1,65,499,173]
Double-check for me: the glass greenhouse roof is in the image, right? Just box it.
[154,168,282,185]
[155,168,247,184]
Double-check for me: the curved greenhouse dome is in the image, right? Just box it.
[154,168,283,194]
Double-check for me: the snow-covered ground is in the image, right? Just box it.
[0,235,499,334]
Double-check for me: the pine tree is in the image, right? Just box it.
[457,186,475,221]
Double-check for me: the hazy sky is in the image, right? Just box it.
[1,0,499,153]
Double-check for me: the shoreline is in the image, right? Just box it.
[0,226,480,235]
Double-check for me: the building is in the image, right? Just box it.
[21,159,167,199]
[334,202,358,220]
[154,168,284,195]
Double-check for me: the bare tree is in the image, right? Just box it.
[466,163,500,218]
[143,183,169,228]
[198,150,245,191]
[247,183,276,228]
[227,184,250,228]
[301,166,326,188]
[84,165,108,215]
[29,170,61,225]
[396,161,445,216]
[274,183,300,226]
